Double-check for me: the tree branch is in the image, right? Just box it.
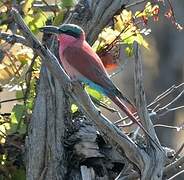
[114,82,184,125]
[168,169,184,180]
[133,42,165,179]
[133,42,160,144]
[0,32,29,46]
[0,97,24,104]
[164,155,184,178]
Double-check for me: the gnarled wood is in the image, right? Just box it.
[133,43,165,180]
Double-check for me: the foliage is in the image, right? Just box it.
[0,0,182,179]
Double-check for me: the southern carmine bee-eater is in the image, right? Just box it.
[40,24,160,148]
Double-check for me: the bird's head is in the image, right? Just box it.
[40,24,85,39]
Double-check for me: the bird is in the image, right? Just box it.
[40,24,160,149]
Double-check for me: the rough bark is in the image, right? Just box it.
[26,67,67,180]
[133,43,165,179]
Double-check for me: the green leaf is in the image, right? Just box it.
[11,105,25,124]
[122,33,149,49]
[18,123,27,134]
[26,99,34,110]
[24,9,47,34]
[16,90,24,100]
[125,46,134,57]
[59,0,76,9]
[53,11,64,26]
[135,34,149,49]
[9,104,26,134]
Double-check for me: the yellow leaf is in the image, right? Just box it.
[0,5,7,13]
[71,104,78,113]
[22,0,34,14]
[121,10,132,23]
[144,2,153,17]
[99,28,119,44]
[114,15,124,32]
[15,46,34,64]
[0,122,10,143]
[0,43,33,85]
[114,10,132,32]
[135,11,146,18]
[145,2,152,11]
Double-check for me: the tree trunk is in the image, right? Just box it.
[26,66,67,179]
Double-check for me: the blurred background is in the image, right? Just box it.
[107,0,184,150]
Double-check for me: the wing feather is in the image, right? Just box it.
[63,43,135,110]
[63,44,115,93]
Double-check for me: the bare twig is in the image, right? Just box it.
[133,42,164,179]
[157,105,184,117]
[42,0,57,15]
[90,96,117,112]
[154,124,181,131]
[24,54,37,102]
[149,83,184,108]
[0,97,24,104]
[155,89,184,113]
[166,0,176,22]
[109,59,129,78]
[33,3,58,12]
[114,82,184,125]
[164,156,184,178]
[168,169,184,180]
[0,32,29,46]
[125,0,147,9]
[115,171,139,180]
[118,122,133,128]
[173,143,184,160]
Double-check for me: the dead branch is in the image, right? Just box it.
[114,82,184,125]
[164,155,184,178]
[168,169,184,180]
[0,32,28,46]
[133,42,165,179]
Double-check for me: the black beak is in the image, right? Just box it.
[40,26,60,34]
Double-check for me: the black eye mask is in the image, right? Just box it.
[63,30,80,38]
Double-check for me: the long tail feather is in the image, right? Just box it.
[109,95,162,150]
[114,88,137,113]
[119,95,137,114]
